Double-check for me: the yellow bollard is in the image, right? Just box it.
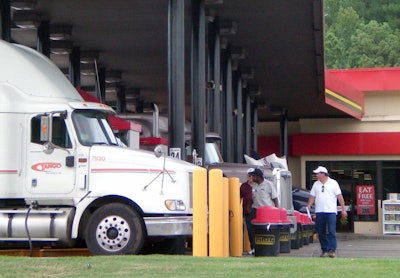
[223,177,229,257]
[208,169,224,257]
[229,177,243,257]
[192,168,208,257]
[240,197,251,253]
[243,222,251,253]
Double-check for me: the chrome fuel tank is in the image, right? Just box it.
[0,207,75,244]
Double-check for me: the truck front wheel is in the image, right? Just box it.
[85,203,145,255]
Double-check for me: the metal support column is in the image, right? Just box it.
[244,91,252,156]
[280,109,288,157]
[206,19,214,133]
[207,17,221,135]
[221,46,233,162]
[252,106,258,153]
[0,0,11,41]
[376,161,383,200]
[97,67,106,103]
[235,75,243,163]
[118,86,126,114]
[168,0,186,159]
[38,20,50,57]
[70,46,81,87]
[191,0,206,163]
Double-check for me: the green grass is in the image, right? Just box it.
[0,255,399,278]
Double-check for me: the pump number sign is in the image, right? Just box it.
[169,148,181,160]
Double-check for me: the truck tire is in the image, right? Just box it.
[85,203,145,255]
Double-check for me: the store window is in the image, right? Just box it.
[382,161,400,198]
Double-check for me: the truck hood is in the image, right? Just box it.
[85,145,200,215]
[89,145,199,174]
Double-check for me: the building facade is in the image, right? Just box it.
[258,68,400,234]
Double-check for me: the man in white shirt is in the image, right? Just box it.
[307,166,347,258]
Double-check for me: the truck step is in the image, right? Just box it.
[0,237,59,241]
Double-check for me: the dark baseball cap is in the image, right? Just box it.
[249,168,264,178]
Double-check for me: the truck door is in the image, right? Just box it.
[26,115,75,195]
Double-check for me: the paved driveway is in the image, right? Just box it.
[279,234,400,258]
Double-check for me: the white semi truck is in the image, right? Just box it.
[122,112,294,214]
[0,40,199,255]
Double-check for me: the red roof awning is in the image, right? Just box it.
[76,88,141,132]
[325,71,364,119]
[326,67,400,91]
[324,67,400,120]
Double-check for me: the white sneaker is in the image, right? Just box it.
[247,249,255,255]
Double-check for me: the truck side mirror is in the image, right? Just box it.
[154,144,167,158]
[40,116,51,142]
[43,142,55,154]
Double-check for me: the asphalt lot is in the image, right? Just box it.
[276,233,400,259]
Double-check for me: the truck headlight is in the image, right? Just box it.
[165,200,186,211]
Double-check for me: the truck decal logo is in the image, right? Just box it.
[31,162,62,172]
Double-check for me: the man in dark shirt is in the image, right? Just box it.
[240,168,255,254]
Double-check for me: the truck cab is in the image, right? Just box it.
[0,40,198,255]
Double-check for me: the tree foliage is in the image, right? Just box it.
[324,0,400,69]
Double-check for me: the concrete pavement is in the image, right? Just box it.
[278,233,400,258]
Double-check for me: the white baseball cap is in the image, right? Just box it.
[247,168,255,174]
[313,166,328,174]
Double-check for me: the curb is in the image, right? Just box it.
[337,232,400,240]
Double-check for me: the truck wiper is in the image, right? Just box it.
[90,142,108,145]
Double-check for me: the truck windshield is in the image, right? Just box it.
[205,142,224,165]
[72,110,118,146]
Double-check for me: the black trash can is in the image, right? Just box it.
[301,213,311,245]
[294,211,303,248]
[298,223,304,248]
[253,223,280,256]
[251,206,282,257]
[304,216,315,244]
[279,223,291,253]
[278,208,291,253]
[308,223,315,243]
[302,224,310,246]
[290,222,301,249]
